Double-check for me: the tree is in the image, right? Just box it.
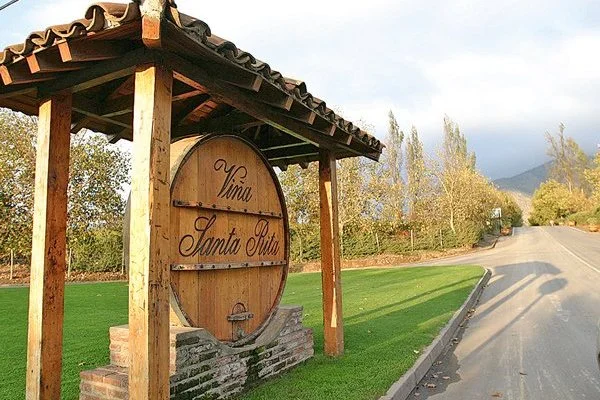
[545,123,589,193]
[68,132,130,237]
[585,150,600,206]
[0,111,37,259]
[529,180,588,225]
[377,110,405,228]
[405,126,428,222]
[0,110,130,270]
[431,115,477,234]
[278,164,319,261]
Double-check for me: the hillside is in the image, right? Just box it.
[493,161,551,196]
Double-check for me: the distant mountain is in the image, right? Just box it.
[493,161,551,196]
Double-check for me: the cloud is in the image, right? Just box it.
[2,0,599,178]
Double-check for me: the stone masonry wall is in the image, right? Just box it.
[80,305,313,400]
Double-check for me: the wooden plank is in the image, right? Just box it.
[318,149,344,357]
[25,91,72,400]
[172,199,283,218]
[128,63,172,400]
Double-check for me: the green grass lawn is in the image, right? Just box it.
[0,265,483,400]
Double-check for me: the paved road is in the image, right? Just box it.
[412,226,600,400]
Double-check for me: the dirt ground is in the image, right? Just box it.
[0,264,126,285]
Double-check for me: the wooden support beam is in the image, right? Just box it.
[129,63,172,400]
[172,88,204,101]
[39,48,152,97]
[261,141,308,151]
[58,40,131,62]
[265,144,317,161]
[171,110,261,139]
[106,76,135,100]
[26,91,72,399]
[102,95,134,117]
[70,115,90,134]
[318,149,344,357]
[72,102,132,130]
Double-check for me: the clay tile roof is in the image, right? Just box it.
[0,3,139,65]
[0,1,383,155]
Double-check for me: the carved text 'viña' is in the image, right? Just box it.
[214,158,253,202]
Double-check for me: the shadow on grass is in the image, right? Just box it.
[244,281,480,400]
[345,276,479,324]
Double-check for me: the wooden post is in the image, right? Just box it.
[26,91,71,400]
[128,63,172,400]
[318,149,344,357]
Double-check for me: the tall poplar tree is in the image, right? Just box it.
[546,123,589,193]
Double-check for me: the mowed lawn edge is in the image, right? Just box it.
[0,265,483,400]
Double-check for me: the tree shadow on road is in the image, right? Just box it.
[409,262,568,399]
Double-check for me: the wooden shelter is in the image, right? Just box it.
[0,1,383,398]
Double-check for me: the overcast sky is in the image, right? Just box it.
[2,0,599,178]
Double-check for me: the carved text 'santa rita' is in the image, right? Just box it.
[178,214,280,258]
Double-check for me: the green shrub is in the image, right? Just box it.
[70,227,123,272]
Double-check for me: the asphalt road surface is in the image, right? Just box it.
[411,226,600,400]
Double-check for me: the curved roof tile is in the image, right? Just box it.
[0,1,382,153]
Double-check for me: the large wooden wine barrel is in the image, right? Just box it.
[168,134,289,344]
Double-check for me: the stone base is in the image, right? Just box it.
[80,305,313,400]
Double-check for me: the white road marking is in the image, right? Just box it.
[543,228,600,275]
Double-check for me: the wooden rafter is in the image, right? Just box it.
[173,93,211,125]
[0,61,56,85]
[27,49,88,74]
[253,83,294,111]
[168,54,362,156]
[58,40,132,62]
[172,88,204,101]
